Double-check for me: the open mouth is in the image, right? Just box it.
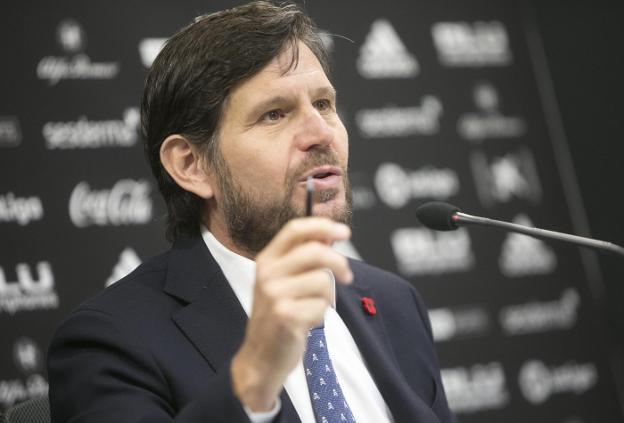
[300,166,342,182]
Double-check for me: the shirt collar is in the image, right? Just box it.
[201,226,256,316]
[200,225,336,314]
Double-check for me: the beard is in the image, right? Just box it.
[213,148,352,257]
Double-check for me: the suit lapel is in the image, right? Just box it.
[336,278,441,423]
[164,235,247,371]
[163,236,300,422]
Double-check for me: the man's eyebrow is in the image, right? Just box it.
[245,86,337,121]
[246,95,293,120]
[312,86,337,100]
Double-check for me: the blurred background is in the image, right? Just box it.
[1,1,623,421]
[534,0,624,359]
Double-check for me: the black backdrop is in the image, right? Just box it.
[533,0,624,390]
[1,1,623,422]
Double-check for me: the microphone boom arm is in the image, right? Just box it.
[454,212,624,258]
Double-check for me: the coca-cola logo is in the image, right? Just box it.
[69,179,153,227]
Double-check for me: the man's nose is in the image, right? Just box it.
[293,106,335,151]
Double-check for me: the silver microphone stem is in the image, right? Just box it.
[455,211,624,258]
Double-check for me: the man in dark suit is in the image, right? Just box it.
[48,2,455,422]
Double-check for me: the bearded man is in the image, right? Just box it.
[48,2,456,422]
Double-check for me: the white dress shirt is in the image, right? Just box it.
[201,227,393,423]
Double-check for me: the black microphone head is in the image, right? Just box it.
[415,201,460,231]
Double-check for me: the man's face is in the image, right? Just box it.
[207,42,351,256]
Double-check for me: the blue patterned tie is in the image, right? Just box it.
[304,324,357,423]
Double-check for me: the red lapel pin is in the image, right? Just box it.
[361,297,376,316]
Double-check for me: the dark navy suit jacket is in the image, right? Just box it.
[48,235,455,422]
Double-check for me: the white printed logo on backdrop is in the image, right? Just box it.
[69,179,153,228]
[391,227,473,276]
[357,19,419,79]
[499,288,580,335]
[0,116,22,148]
[498,214,557,277]
[458,83,526,142]
[431,21,512,67]
[105,248,142,287]
[351,185,377,211]
[0,262,58,315]
[13,338,43,375]
[0,339,48,408]
[138,38,168,68]
[441,362,509,413]
[375,163,459,209]
[43,107,140,149]
[0,193,44,226]
[37,19,120,85]
[519,360,597,405]
[471,148,541,208]
[429,306,490,342]
[355,96,443,138]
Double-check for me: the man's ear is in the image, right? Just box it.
[159,134,215,199]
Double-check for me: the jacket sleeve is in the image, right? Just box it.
[47,308,254,423]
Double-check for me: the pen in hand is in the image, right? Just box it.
[305,176,313,217]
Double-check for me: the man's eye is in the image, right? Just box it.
[314,99,331,111]
[262,110,282,122]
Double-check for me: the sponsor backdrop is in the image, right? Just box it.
[1,1,622,422]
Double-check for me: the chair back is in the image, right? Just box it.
[2,396,50,423]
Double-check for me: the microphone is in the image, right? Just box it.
[415,201,624,258]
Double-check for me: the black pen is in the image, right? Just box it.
[305,176,313,217]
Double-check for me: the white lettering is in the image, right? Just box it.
[43,108,139,149]
[69,179,152,228]
[519,360,597,405]
[500,289,579,335]
[36,54,119,86]
[441,362,509,413]
[458,113,526,141]
[0,262,58,315]
[432,21,512,67]
[0,193,44,225]
[391,227,473,276]
[430,307,490,342]
[356,96,443,137]
[458,83,526,142]
[375,163,459,209]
